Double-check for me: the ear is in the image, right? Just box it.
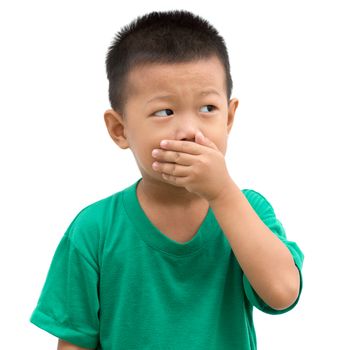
[227,98,239,134]
[104,109,129,149]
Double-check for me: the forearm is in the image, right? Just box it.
[208,179,300,310]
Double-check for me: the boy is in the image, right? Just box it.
[30,10,304,350]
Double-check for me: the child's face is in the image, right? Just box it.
[105,55,238,185]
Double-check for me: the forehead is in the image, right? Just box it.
[126,56,226,99]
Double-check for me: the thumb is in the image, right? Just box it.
[195,131,218,150]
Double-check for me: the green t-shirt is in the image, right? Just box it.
[30,178,304,349]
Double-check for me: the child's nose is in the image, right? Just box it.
[175,115,200,141]
[181,137,195,142]
[175,129,196,142]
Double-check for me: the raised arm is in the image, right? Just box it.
[208,180,300,310]
[57,339,94,350]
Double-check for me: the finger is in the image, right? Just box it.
[160,139,202,155]
[152,149,195,166]
[162,173,188,187]
[152,161,190,177]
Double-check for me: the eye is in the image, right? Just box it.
[200,105,217,113]
[153,105,217,117]
[153,109,174,117]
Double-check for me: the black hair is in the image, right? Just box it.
[105,10,233,117]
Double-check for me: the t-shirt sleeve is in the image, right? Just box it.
[241,189,304,315]
[30,208,100,349]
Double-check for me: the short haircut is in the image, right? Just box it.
[105,10,233,117]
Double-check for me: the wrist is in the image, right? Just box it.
[209,178,241,208]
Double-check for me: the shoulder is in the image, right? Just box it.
[73,192,118,226]
[241,188,276,220]
[59,190,125,268]
[64,191,122,247]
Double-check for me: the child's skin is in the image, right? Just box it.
[58,54,300,350]
[104,55,300,310]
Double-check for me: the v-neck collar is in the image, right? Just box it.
[122,178,220,256]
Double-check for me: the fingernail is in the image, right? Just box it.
[152,149,159,157]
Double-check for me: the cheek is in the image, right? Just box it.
[217,143,227,156]
[213,136,228,155]
[136,143,157,166]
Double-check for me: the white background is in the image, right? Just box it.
[1,0,349,349]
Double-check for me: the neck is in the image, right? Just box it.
[137,176,208,210]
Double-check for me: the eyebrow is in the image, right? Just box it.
[146,89,221,105]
